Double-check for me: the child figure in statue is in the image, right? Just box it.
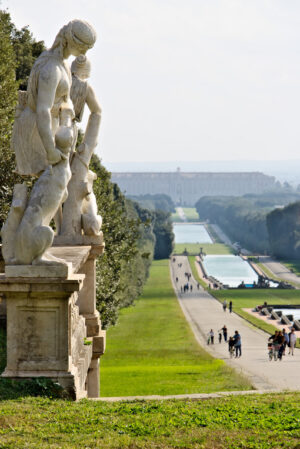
[58,53,102,238]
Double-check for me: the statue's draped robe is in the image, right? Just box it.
[12,52,71,176]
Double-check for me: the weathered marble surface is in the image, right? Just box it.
[59,54,102,239]
[1,20,97,268]
[0,245,106,399]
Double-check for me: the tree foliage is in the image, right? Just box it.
[0,11,17,224]
[267,202,300,259]
[126,194,175,260]
[0,10,45,228]
[153,210,174,259]
[195,192,300,254]
[127,194,175,213]
[90,155,154,328]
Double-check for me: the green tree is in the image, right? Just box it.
[11,24,45,90]
[0,10,45,228]
[0,11,18,224]
[267,202,300,259]
[153,210,174,259]
[90,155,154,328]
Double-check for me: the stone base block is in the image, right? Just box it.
[93,330,106,357]
[84,313,101,337]
[54,233,104,248]
[5,263,72,278]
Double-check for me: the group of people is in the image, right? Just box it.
[268,328,297,360]
[222,299,233,313]
[174,262,200,293]
[207,326,242,358]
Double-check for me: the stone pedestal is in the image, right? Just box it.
[0,245,106,400]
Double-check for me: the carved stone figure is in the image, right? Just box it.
[81,170,102,236]
[59,54,102,238]
[12,106,73,265]
[1,20,97,266]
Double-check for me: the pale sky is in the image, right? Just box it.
[3,0,300,164]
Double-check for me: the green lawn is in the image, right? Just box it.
[281,260,300,277]
[182,207,200,222]
[205,224,221,243]
[174,242,233,255]
[101,260,251,396]
[0,393,300,448]
[171,209,182,222]
[187,255,207,289]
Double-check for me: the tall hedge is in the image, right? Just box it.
[267,202,300,259]
[90,155,154,327]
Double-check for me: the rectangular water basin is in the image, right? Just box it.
[203,255,258,288]
[173,223,212,244]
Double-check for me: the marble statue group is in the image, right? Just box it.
[1,19,103,269]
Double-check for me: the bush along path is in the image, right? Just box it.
[171,255,300,391]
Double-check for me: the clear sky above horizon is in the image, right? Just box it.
[3,0,300,164]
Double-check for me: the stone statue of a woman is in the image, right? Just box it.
[1,20,97,267]
[12,19,97,176]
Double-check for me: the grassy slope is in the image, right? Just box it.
[101,260,251,396]
[174,242,233,255]
[171,210,182,222]
[281,260,300,276]
[187,255,207,289]
[0,393,300,448]
[182,207,200,221]
[172,207,200,222]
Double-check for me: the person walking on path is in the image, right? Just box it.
[208,329,214,345]
[229,301,233,313]
[218,330,222,343]
[282,329,289,355]
[276,331,285,361]
[222,325,228,342]
[289,328,297,355]
[223,300,227,312]
[233,330,242,357]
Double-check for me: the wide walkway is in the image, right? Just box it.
[171,255,300,391]
[259,256,300,286]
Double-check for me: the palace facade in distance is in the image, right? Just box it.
[111,170,277,206]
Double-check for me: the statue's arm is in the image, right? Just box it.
[86,85,102,116]
[36,66,63,165]
[76,84,101,160]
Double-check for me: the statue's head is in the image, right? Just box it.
[71,54,91,80]
[51,20,97,58]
